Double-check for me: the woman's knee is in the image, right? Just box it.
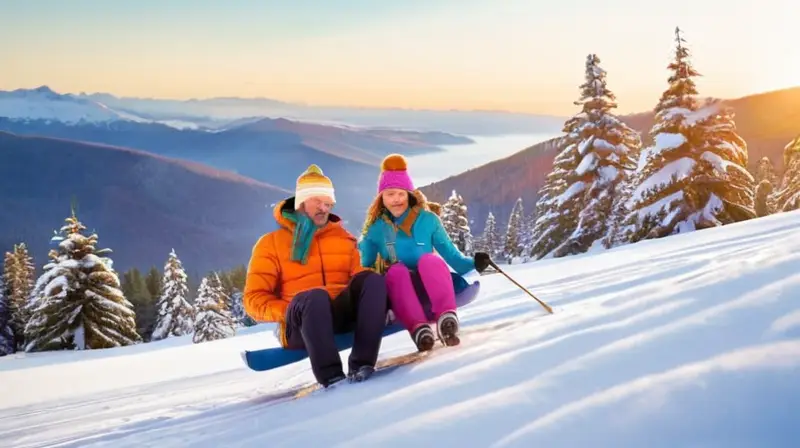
[418,253,450,275]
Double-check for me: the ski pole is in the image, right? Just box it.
[488,259,553,314]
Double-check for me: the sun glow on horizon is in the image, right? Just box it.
[1,0,799,116]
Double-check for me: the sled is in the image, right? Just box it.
[241,277,481,372]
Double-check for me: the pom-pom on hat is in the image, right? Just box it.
[295,164,335,209]
[378,154,415,193]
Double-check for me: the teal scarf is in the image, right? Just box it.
[282,211,318,264]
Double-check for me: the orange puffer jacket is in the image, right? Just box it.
[243,197,366,329]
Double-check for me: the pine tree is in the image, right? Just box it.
[519,210,536,261]
[480,212,501,259]
[24,211,141,351]
[619,28,756,242]
[755,157,778,186]
[0,275,15,355]
[2,250,20,347]
[210,272,232,312]
[772,135,800,212]
[9,243,35,349]
[602,168,640,248]
[145,266,162,300]
[544,54,642,257]
[753,156,778,216]
[754,180,774,217]
[227,265,247,292]
[441,190,474,255]
[503,198,525,262]
[122,267,157,341]
[151,249,194,340]
[229,288,257,327]
[193,276,236,343]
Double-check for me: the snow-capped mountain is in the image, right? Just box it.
[0,86,198,129]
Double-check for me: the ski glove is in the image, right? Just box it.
[473,252,491,273]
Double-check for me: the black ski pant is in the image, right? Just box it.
[284,270,388,385]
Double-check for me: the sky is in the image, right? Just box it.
[1,0,798,116]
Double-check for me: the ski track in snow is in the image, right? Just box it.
[2,212,800,447]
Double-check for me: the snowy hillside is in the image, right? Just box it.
[2,211,800,447]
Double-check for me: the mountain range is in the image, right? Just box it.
[3,84,798,274]
[0,86,498,274]
[420,86,800,227]
[74,90,566,136]
[0,87,480,223]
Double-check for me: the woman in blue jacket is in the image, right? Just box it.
[359,154,490,351]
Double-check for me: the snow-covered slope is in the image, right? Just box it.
[2,211,800,447]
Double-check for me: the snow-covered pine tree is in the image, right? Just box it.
[150,249,194,340]
[441,190,474,255]
[772,135,800,212]
[24,211,141,351]
[480,212,501,259]
[441,192,459,238]
[503,198,525,262]
[9,243,35,349]
[530,85,595,258]
[455,194,474,256]
[754,180,774,217]
[755,156,778,186]
[0,275,15,355]
[754,156,778,216]
[210,272,232,311]
[229,288,256,327]
[2,250,20,347]
[519,210,536,261]
[545,54,641,257]
[193,276,236,343]
[619,28,756,242]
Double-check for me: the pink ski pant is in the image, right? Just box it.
[384,253,456,331]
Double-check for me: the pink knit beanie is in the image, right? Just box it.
[378,154,414,193]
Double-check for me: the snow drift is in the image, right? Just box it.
[2,210,800,447]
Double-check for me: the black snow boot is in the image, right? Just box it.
[412,324,435,351]
[321,371,347,388]
[437,312,460,346]
[348,365,376,383]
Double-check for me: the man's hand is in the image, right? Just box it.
[474,252,491,273]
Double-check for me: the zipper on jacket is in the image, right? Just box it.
[317,239,327,285]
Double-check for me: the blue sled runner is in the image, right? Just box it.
[241,276,481,372]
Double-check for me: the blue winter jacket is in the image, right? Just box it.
[359,206,476,275]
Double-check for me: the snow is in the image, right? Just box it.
[631,157,696,203]
[0,86,199,130]
[2,211,800,446]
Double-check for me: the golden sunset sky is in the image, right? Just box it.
[2,0,798,116]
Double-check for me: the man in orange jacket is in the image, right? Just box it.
[243,164,388,387]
